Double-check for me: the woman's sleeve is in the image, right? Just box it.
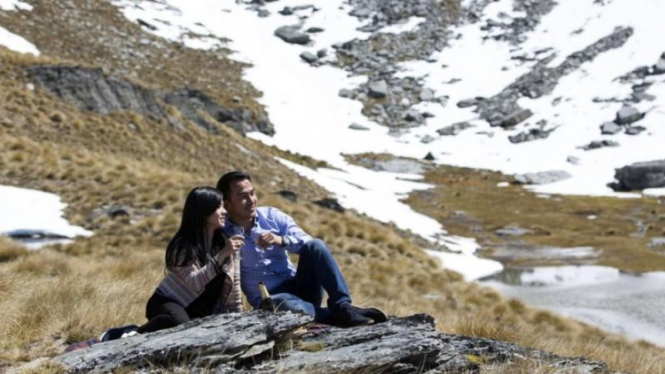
[171,257,223,295]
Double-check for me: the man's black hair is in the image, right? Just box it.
[217,171,252,199]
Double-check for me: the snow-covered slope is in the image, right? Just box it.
[0,0,39,55]
[109,0,663,264]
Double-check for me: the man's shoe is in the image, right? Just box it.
[352,306,388,324]
[331,303,372,328]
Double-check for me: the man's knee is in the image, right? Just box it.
[302,239,329,256]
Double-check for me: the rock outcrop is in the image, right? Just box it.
[51,312,613,373]
[613,160,665,191]
[28,66,274,135]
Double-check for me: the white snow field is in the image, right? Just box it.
[0,185,92,249]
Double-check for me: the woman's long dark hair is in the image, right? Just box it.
[165,187,225,271]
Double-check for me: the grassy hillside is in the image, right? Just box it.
[1,1,664,373]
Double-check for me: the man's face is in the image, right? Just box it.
[225,179,258,222]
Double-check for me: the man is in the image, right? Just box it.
[217,171,386,327]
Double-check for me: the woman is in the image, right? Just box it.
[137,186,244,334]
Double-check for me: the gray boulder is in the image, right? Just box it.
[613,159,665,190]
[600,122,622,135]
[300,51,318,63]
[367,80,388,98]
[437,122,473,136]
[514,170,572,185]
[615,105,644,125]
[579,140,620,151]
[420,88,435,101]
[274,25,310,44]
[625,126,646,135]
[348,123,370,131]
[498,109,533,128]
[421,134,435,144]
[508,128,554,144]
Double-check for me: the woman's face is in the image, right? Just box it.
[206,203,226,231]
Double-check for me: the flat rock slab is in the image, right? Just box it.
[50,312,615,373]
[53,311,313,373]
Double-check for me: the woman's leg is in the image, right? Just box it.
[138,293,190,334]
[185,273,226,319]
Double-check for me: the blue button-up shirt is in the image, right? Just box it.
[223,206,312,308]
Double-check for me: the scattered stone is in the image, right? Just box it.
[613,159,665,190]
[403,109,423,123]
[313,198,345,213]
[279,6,293,15]
[348,123,370,131]
[424,152,435,161]
[567,156,581,165]
[615,105,643,125]
[419,88,434,101]
[514,171,572,185]
[655,56,665,74]
[137,19,157,31]
[316,49,327,58]
[257,9,270,18]
[497,109,533,128]
[625,126,646,135]
[93,205,131,219]
[457,98,480,108]
[420,135,435,144]
[508,128,554,144]
[600,122,622,135]
[367,80,388,98]
[495,226,534,237]
[579,140,620,151]
[6,229,68,240]
[276,190,298,202]
[306,27,324,33]
[300,51,318,63]
[274,25,310,44]
[338,89,353,98]
[437,122,473,136]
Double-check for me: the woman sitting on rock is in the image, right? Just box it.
[137,186,244,333]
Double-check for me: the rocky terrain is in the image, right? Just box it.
[47,312,613,374]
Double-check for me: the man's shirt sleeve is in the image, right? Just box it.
[272,208,312,254]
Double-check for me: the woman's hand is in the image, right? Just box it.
[217,234,244,263]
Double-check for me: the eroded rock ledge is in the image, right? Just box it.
[52,312,613,373]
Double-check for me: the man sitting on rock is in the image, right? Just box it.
[217,171,386,327]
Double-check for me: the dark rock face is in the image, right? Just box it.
[28,66,274,136]
[29,66,164,118]
[163,89,274,135]
[613,160,665,190]
[313,198,345,213]
[51,312,613,373]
